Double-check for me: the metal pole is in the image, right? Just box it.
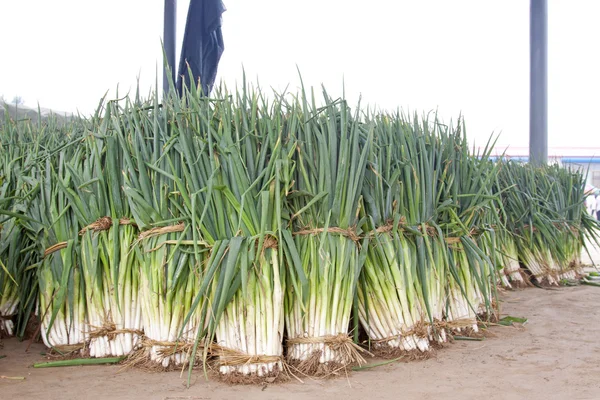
[163,0,177,94]
[530,0,548,165]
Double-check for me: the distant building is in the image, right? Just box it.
[484,147,600,188]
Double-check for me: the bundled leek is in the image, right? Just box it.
[167,81,291,377]
[358,113,439,354]
[0,150,19,336]
[0,124,40,338]
[60,127,142,358]
[497,232,525,287]
[357,230,429,353]
[435,123,499,332]
[113,95,206,368]
[33,155,87,353]
[359,113,501,354]
[284,88,372,372]
[0,218,19,337]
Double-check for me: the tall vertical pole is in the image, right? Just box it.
[530,0,548,165]
[163,0,177,94]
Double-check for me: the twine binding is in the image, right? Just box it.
[212,344,282,367]
[294,227,361,243]
[87,322,143,341]
[138,222,185,241]
[43,242,68,258]
[79,216,136,236]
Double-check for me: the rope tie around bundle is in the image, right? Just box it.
[138,222,185,241]
[287,333,372,364]
[141,338,202,357]
[138,222,217,253]
[373,224,394,234]
[212,344,282,367]
[370,219,438,239]
[87,322,143,341]
[419,224,438,237]
[257,234,279,253]
[44,217,138,258]
[294,227,361,243]
[43,242,68,258]
[373,318,477,345]
[372,321,430,344]
[79,216,136,235]
[371,216,407,235]
[121,337,205,371]
[444,237,462,245]
[433,318,479,331]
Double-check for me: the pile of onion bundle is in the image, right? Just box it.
[496,161,599,285]
[283,88,372,373]
[59,126,142,358]
[358,113,501,354]
[4,75,600,386]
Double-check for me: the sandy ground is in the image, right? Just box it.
[2,242,600,400]
[1,284,600,400]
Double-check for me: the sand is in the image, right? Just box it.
[2,285,600,400]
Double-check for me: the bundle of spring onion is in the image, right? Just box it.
[163,81,292,378]
[358,113,441,354]
[358,113,501,355]
[0,219,19,337]
[283,88,372,373]
[59,127,142,358]
[434,126,500,330]
[496,232,526,287]
[0,147,20,336]
[100,95,208,368]
[0,122,41,338]
[33,155,88,353]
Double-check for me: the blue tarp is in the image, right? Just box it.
[176,0,225,95]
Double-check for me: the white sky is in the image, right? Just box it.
[1,0,599,149]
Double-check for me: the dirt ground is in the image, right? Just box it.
[2,283,600,400]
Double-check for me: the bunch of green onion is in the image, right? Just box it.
[283,87,372,371]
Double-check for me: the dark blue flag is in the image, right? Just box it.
[176,0,225,95]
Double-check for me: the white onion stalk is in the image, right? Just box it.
[420,234,448,344]
[286,233,362,367]
[501,236,525,286]
[138,232,203,368]
[216,244,283,376]
[446,243,481,334]
[81,222,141,357]
[357,232,429,353]
[0,273,18,336]
[38,241,87,351]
